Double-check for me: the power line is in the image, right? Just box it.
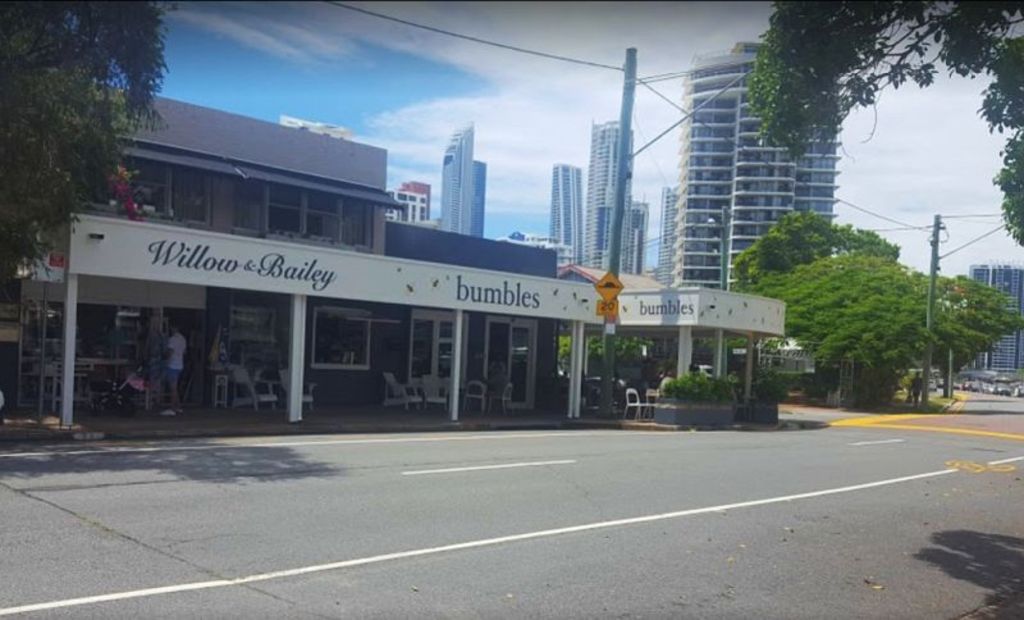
[323,2,623,71]
[939,224,1006,259]
[835,198,924,230]
[865,225,932,232]
[638,80,684,114]
[633,72,745,157]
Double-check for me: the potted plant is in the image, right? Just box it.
[749,369,789,424]
[654,372,737,426]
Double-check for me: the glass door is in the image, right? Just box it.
[484,317,537,409]
[408,310,465,381]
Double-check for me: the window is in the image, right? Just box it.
[268,184,301,234]
[234,180,264,231]
[340,202,369,247]
[172,168,209,223]
[306,192,340,241]
[130,160,169,216]
[312,308,370,369]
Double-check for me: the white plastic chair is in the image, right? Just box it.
[488,383,514,415]
[279,366,316,411]
[383,372,420,409]
[230,365,278,411]
[463,380,487,412]
[623,388,645,420]
[420,375,448,409]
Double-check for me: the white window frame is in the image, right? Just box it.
[311,307,372,370]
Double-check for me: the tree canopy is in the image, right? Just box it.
[749,2,1024,242]
[0,2,166,281]
[747,251,1023,408]
[733,211,900,289]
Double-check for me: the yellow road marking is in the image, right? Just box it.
[832,414,939,427]
[945,459,1017,473]
[844,423,1024,443]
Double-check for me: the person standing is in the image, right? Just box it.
[910,372,923,407]
[161,323,187,416]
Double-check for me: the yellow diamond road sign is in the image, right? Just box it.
[594,271,624,302]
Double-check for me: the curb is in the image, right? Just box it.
[0,416,831,445]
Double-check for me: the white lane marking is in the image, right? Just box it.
[0,431,662,459]
[402,459,576,476]
[848,439,906,446]
[988,456,1024,465]
[0,465,974,617]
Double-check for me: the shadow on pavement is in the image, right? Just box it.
[0,444,341,486]
[915,530,1024,608]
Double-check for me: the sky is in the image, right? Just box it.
[161,1,1023,277]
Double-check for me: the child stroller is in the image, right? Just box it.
[90,367,145,417]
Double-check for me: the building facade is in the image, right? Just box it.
[0,99,603,427]
[550,164,584,265]
[621,200,649,275]
[501,232,574,267]
[584,121,632,270]
[970,264,1024,371]
[656,186,679,285]
[440,125,475,236]
[672,42,839,288]
[471,160,487,238]
[386,183,430,223]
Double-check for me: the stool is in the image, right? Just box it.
[213,374,229,408]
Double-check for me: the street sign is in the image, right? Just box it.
[594,271,624,302]
[596,298,619,318]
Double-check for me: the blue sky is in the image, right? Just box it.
[159,2,1020,274]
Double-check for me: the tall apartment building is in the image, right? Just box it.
[584,120,632,270]
[656,186,679,285]
[672,42,840,288]
[386,183,430,223]
[621,200,649,275]
[471,160,487,237]
[550,164,584,265]
[440,125,475,235]
[970,264,1024,371]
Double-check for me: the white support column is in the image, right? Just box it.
[567,321,584,419]
[713,329,725,378]
[449,309,464,422]
[288,294,307,423]
[575,322,587,417]
[744,334,755,402]
[676,326,693,376]
[60,273,79,427]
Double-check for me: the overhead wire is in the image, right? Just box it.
[834,198,924,230]
[939,224,1007,259]
[633,72,745,157]
[323,1,623,71]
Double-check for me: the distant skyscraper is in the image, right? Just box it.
[400,181,431,218]
[621,200,649,275]
[584,121,631,269]
[970,264,1024,371]
[550,164,584,264]
[673,42,839,288]
[656,187,679,285]
[471,160,487,238]
[440,125,475,235]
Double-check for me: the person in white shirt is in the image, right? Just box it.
[162,324,187,416]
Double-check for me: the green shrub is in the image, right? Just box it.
[752,369,790,403]
[661,372,735,403]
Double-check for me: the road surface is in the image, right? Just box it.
[1,421,1021,618]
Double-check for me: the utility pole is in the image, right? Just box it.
[714,205,732,376]
[599,47,637,418]
[922,214,942,408]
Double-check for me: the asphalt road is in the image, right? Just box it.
[1,422,1022,619]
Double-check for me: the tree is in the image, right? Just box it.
[0,2,166,281]
[750,255,926,407]
[732,211,900,289]
[749,253,1023,408]
[749,2,1024,242]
